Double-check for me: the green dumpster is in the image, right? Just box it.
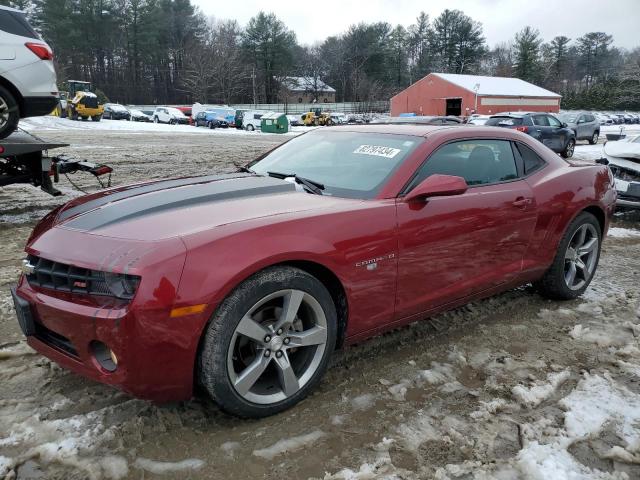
[260,112,289,133]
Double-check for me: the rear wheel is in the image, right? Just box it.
[91,115,101,122]
[198,266,337,418]
[246,124,254,131]
[589,131,599,145]
[561,138,575,158]
[534,212,601,300]
[0,85,19,139]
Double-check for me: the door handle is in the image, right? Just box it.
[512,197,531,208]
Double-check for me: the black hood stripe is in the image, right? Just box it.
[63,176,296,232]
[58,173,255,222]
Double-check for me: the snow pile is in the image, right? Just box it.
[133,457,204,474]
[252,430,326,460]
[607,227,640,239]
[512,370,571,408]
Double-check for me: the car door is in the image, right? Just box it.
[531,114,557,150]
[546,114,567,150]
[395,138,538,320]
[575,114,587,139]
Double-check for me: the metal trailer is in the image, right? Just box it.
[0,130,112,196]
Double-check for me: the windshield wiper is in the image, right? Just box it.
[266,171,324,195]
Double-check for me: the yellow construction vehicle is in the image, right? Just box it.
[301,111,333,126]
[65,80,103,121]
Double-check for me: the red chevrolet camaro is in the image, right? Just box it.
[12,125,616,417]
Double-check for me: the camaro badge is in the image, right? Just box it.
[355,253,395,271]
[21,259,35,275]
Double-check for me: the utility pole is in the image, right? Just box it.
[473,83,480,113]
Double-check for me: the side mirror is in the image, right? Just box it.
[404,174,468,202]
[561,122,568,128]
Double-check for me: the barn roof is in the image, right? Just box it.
[433,73,561,98]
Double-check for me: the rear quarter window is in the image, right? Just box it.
[0,10,39,39]
[515,143,546,175]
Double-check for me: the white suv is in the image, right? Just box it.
[0,5,58,138]
[152,107,188,124]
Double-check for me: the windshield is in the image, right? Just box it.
[168,108,185,116]
[250,130,421,199]
[558,114,577,123]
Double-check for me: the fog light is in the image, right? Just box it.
[90,340,117,372]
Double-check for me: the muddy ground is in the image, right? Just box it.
[1,127,640,480]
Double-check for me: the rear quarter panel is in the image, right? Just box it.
[521,144,616,273]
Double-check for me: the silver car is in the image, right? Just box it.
[557,112,600,144]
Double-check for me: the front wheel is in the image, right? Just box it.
[561,138,575,158]
[153,116,159,123]
[198,266,337,418]
[246,124,254,131]
[589,131,599,145]
[91,115,101,122]
[534,212,601,300]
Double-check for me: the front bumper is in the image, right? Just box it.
[13,276,207,402]
[614,179,640,209]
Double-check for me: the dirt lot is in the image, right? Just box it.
[1,127,640,480]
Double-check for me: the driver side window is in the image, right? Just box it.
[547,115,561,127]
[408,139,519,191]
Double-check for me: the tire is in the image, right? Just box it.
[0,85,19,139]
[246,124,254,131]
[209,122,216,129]
[561,138,575,158]
[153,116,159,123]
[534,212,601,300]
[198,266,337,418]
[70,109,78,121]
[91,115,101,122]
[81,116,88,121]
[589,131,599,145]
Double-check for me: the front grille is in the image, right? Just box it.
[34,321,78,358]
[25,255,138,300]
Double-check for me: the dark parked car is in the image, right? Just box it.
[13,124,615,418]
[486,112,576,158]
[557,112,600,145]
[194,111,229,129]
[371,116,462,125]
[102,103,130,120]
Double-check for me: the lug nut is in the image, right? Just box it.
[284,337,290,345]
[277,329,283,335]
[264,349,271,357]
[264,335,271,343]
[276,351,283,358]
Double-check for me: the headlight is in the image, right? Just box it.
[101,272,141,300]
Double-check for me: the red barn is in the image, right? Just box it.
[390,73,561,117]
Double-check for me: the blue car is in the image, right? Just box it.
[486,112,576,158]
[194,111,229,129]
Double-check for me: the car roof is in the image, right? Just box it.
[324,124,457,137]
[0,4,24,13]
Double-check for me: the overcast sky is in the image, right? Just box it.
[192,0,639,49]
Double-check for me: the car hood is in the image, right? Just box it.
[45,174,354,241]
[604,139,640,173]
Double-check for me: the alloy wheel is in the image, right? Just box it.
[566,140,575,157]
[592,132,599,143]
[564,223,598,290]
[0,96,9,128]
[227,289,328,405]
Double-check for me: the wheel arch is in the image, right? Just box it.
[582,204,606,235]
[0,74,23,116]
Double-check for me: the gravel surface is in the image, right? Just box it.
[1,125,640,480]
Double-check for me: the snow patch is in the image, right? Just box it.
[351,393,376,411]
[252,430,326,460]
[133,457,204,474]
[512,370,571,408]
[607,227,640,239]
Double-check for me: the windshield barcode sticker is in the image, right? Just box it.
[353,145,401,158]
